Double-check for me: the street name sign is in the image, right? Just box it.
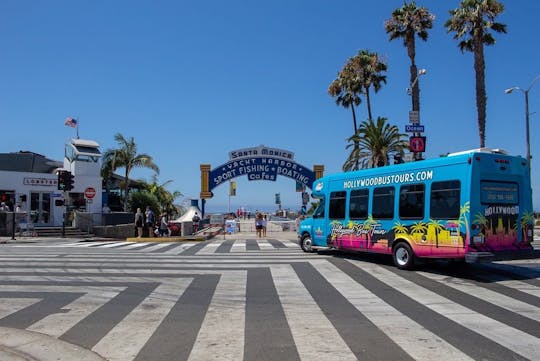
[405,124,425,133]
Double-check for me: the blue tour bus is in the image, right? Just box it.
[298,148,535,269]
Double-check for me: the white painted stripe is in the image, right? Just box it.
[484,277,540,298]
[257,241,274,249]
[139,242,177,252]
[281,240,300,248]
[419,271,540,322]
[0,298,41,319]
[315,260,472,361]
[229,240,246,252]
[163,242,198,254]
[93,242,133,248]
[92,279,193,361]
[24,286,124,337]
[188,271,246,361]
[271,264,357,361]
[118,242,154,249]
[349,260,540,360]
[196,241,222,254]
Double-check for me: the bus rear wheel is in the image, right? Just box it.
[393,242,415,270]
[300,234,315,253]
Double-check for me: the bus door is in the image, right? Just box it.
[428,180,463,255]
[310,197,328,247]
[349,189,370,250]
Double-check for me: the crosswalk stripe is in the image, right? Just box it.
[91,241,133,248]
[481,276,540,298]
[25,286,125,337]
[313,260,473,361]
[418,270,540,323]
[271,264,357,360]
[118,242,155,249]
[196,241,222,254]
[137,242,176,252]
[1,243,538,361]
[92,279,193,361]
[347,259,540,360]
[0,298,41,319]
[188,271,246,361]
[230,239,246,252]
[257,240,275,249]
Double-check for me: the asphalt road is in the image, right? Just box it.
[0,235,539,361]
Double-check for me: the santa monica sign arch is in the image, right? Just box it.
[200,145,324,201]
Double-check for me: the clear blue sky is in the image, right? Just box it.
[1,0,539,213]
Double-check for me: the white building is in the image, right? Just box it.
[0,138,103,227]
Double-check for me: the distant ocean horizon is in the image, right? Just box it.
[202,204,300,215]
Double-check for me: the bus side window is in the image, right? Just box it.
[350,189,368,220]
[399,183,425,220]
[329,191,346,220]
[373,186,395,219]
[430,180,461,219]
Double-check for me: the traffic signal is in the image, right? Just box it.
[65,171,74,191]
[57,171,66,190]
[57,171,75,191]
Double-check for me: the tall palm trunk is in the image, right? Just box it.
[473,33,487,148]
[123,168,130,212]
[364,86,373,120]
[350,104,358,133]
[407,35,420,112]
[351,105,359,170]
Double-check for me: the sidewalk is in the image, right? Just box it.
[0,327,106,361]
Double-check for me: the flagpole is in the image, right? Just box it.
[76,118,79,139]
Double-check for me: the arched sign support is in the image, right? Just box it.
[200,145,324,216]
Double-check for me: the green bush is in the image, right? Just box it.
[128,191,160,217]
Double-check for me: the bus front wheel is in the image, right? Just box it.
[393,242,415,270]
[300,234,315,253]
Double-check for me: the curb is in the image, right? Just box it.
[0,327,106,361]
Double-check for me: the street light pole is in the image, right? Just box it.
[407,68,427,161]
[505,75,540,167]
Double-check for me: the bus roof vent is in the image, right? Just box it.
[447,148,508,157]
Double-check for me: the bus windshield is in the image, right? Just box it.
[312,198,325,219]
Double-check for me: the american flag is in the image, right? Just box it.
[64,117,77,128]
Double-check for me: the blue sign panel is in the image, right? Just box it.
[209,157,316,191]
[405,124,425,133]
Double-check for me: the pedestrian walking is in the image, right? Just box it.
[262,214,267,238]
[159,213,169,237]
[255,213,263,238]
[192,212,200,235]
[135,208,143,238]
[145,206,155,237]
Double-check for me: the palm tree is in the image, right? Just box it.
[445,0,506,148]
[343,131,370,171]
[328,63,362,133]
[392,222,409,235]
[428,218,445,247]
[329,61,364,171]
[385,1,434,113]
[102,133,160,211]
[348,49,388,120]
[140,175,183,216]
[345,117,408,170]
